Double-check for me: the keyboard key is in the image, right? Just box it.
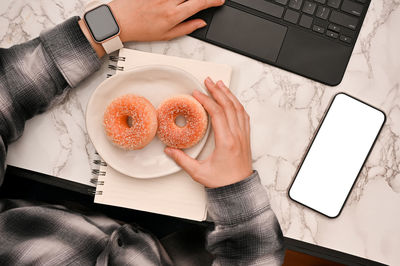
[313,25,325,33]
[299,14,313,28]
[327,0,341,8]
[330,10,358,29]
[303,1,316,15]
[356,0,366,3]
[341,0,363,16]
[340,35,352,43]
[314,18,329,28]
[328,24,341,32]
[275,0,289,5]
[315,0,326,3]
[326,30,339,38]
[289,0,303,10]
[316,6,330,19]
[284,9,300,24]
[231,0,285,18]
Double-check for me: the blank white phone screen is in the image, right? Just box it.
[289,93,385,218]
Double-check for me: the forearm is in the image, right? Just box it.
[0,16,100,185]
[206,171,285,265]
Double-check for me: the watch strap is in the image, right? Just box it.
[84,1,102,12]
[102,36,123,54]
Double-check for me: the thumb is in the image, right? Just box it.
[164,147,199,176]
[164,19,206,40]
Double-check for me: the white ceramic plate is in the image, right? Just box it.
[86,65,210,178]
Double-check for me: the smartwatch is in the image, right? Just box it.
[83,3,123,54]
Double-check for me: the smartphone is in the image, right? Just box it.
[288,93,386,218]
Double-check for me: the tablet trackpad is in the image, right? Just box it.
[206,6,287,62]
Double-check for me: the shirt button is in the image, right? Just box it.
[117,238,123,247]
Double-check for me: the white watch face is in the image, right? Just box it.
[84,5,119,42]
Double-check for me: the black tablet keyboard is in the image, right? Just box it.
[230,0,366,45]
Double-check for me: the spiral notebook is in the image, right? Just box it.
[91,48,232,221]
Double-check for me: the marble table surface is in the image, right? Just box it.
[1,0,399,264]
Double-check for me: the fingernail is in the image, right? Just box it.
[164,147,172,156]
[198,21,207,28]
[205,77,212,83]
[193,90,206,98]
[216,80,224,87]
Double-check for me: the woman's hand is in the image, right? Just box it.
[80,0,224,57]
[165,78,253,188]
[110,0,224,42]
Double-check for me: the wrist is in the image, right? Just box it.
[108,1,128,43]
[78,19,105,58]
[206,171,270,225]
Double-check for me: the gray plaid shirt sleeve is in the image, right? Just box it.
[206,171,285,265]
[0,16,100,186]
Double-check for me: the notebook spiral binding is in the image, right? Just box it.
[88,190,103,196]
[107,56,126,77]
[90,55,126,195]
[90,156,107,184]
[90,156,107,194]
[109,56,126,62]
[109,65,124,71]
